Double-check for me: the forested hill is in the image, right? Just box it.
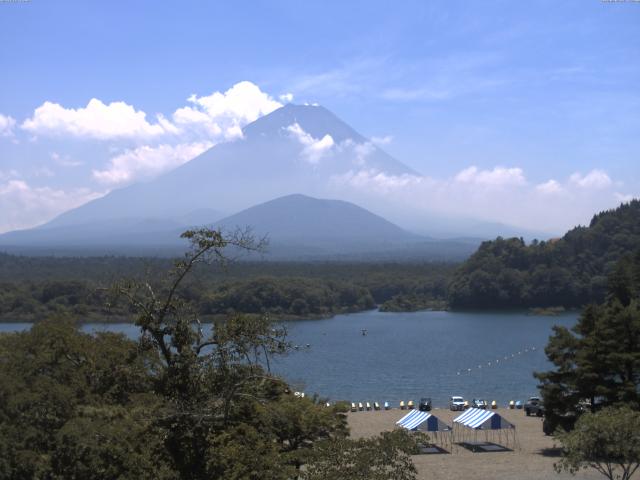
[448,200,640,309]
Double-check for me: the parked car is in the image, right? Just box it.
[449,396,465,411]
[524,396,544,417]
[419,397,432,411]
[472,398,488,409]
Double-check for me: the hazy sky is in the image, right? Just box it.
[0,0,638,234]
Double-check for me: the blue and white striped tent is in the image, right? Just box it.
[452,408,517,448]
[453,408,514,430]
[396,409,452,449]
[396,409,451,432]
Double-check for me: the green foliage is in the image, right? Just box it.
[0,255,455,322]
[379,294,447,312]
[0,228,420,479]
[555,406,640,480]
[0,318,162,479]
[449,200,640,308]
[302,429,423,480]
[535,249,640,433]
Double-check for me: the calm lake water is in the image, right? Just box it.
[0,309,577,407]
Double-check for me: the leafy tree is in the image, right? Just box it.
[0,227,423,479]
[555,406,640,480]
[535,250,640,433]
[302,429,424,480]
[0,318,160,479]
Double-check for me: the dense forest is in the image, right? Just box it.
[0,255,454,322]
[448,200,640,309]
[2,201,638,321]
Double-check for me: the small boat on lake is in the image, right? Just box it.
[351,402,357,412]
[407,400,415,409]
[384,401,390,410]
[374,401,380,410]
[358,402,364,411]
[366,402,371,411]
[400,400,405,410]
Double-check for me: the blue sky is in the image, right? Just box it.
[0,0,638,233]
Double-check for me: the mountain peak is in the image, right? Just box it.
[242,103,365,143]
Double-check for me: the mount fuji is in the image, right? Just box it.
[0,104,535,257]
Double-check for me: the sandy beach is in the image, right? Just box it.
[347,407,602,480]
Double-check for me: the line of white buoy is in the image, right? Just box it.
[455,346,538,376]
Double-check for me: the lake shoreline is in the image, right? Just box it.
[1,310,579,406]
[0,305,579,324]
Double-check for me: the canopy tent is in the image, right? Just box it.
[396,410,451,432]
[452,408,518,449]
[396,410,453,449]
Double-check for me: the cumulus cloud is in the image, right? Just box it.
[0,114,16,137]
[51,152,84,167]
[536,179,564,195]
[615,192,636,203]
[0,180,103,233]
[370,135,393,146]
[454,166,526,187]
[332,168,426,194]
[328,165,627,234]
[286,123,335,164]
[22,99,178,140]
[336,139,376,167]
[92,141,213,185]
[279,93,294,103]
[569,169,612,189]
[0,169,19,181]
[172,81,281,139]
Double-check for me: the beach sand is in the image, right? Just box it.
[347,407,602,480]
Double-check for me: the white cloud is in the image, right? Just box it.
[0,114,16,137]
[370,135,393,146]
[0,169,19,181]
[536,179,564,195]
[279,93,294,103]
[33,167,55,178]
[454,166,526,187]
[286,123,335,164]
[22,98,178,140]
[337,139,376,166]
[51,152,84,167]
[615,192,636,203]
[569,169,612,189]
[92,141,213,185]
[172,81,281,139]
[327,164,630,234]
[332,168,425,193]
[0,180,103,234]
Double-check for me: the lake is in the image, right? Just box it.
[0,309,577,407]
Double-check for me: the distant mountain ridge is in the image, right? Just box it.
[0,193,479,260]
[215,193,418,244]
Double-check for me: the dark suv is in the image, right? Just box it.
[419,397,432,411]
